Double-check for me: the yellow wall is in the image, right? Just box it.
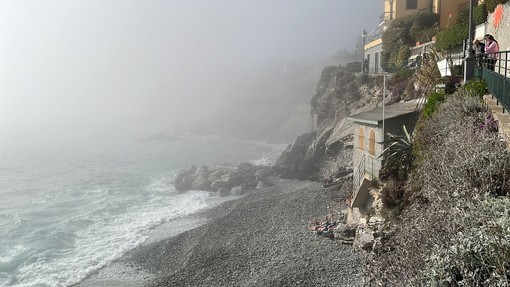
[384,0,471,29]
[394,0,434,19]
[365,38,383,50]
[437,0,469,29]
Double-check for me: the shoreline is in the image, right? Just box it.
[75,195,242,287]
[78,178,361,287]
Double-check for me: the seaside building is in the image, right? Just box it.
[347,100,421,209]
[363,0,477,74]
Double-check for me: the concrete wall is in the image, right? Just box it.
[485,2,510,52]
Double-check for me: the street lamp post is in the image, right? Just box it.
[464,0,475,82]
[355,45,358,62]
[361,29,367,73]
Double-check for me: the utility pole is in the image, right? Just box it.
[361,30,367,73]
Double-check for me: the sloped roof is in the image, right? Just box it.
[347,100,422,125]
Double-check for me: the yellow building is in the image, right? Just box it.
[363,0,480,73]
[383,0,479,29]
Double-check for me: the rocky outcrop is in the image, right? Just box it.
[174,162,274,195]
[273,67,383,181]
[272,132,315,179]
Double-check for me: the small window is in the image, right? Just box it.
[358,128,365,150]
[406,0,417,9]
[369,129,376,155]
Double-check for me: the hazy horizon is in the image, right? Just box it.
[0,0,382,147]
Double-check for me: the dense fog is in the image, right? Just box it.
[0,0,382,147]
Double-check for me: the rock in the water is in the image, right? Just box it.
[174,162,272,194]
[218,188,230,197]
[211,180,228,191]
[174,165,197,191]
[192,174,211,191]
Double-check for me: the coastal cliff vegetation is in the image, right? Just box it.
[272,49,510,285]
[363,80,510,286]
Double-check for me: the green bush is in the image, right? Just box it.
[473,3,488,25]
[463,79,488,98]
[382,12,439,71]
[485,0,509,13]
[421,92,445,119]
[435,23,468,51]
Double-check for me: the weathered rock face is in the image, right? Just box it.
[272,132,315,179]
[174,162,274,195]
[273,67,383,181]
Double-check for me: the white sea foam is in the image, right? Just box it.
[10,181,210,287]
[0,138,274,287]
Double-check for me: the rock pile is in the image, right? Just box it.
[174,162,274,196]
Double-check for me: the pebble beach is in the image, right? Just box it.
[78,178,361,287]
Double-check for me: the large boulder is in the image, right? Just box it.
[192,174,211,191]
[174,162,272,194]
[174,165,197,191]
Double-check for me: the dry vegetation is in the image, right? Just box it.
[362,82,510,286]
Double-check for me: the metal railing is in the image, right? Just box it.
[475,50,510,113]
[353,154,366,199]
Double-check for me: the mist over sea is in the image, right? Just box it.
[0,136,284,287]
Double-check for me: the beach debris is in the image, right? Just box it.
[308,220,337,239]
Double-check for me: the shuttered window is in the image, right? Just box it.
[358,128,365,150]
[369,129,376,155]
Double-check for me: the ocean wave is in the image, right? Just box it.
[9,190,210,287]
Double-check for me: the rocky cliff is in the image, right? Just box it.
[273,66,385,181]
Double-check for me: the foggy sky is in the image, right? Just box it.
[0,0,382,146]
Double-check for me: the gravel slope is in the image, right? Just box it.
[124,178,362,287]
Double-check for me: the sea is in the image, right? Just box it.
[0,136,285,287]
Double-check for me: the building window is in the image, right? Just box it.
[358,128,365,150]
[369,129,376,155]
[406,0,417,9]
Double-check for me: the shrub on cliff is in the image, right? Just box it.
[380,177,406,209]
[421,92,445,119]
[473,3,489,25]
[435,23,468,52]
[363,84,510,285]
[381,12,439,71]
[424,197,510,286]
[464,79,488,98]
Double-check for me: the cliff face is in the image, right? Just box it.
[273,66,384,181]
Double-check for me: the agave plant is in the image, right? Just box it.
[379,125,414,181]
